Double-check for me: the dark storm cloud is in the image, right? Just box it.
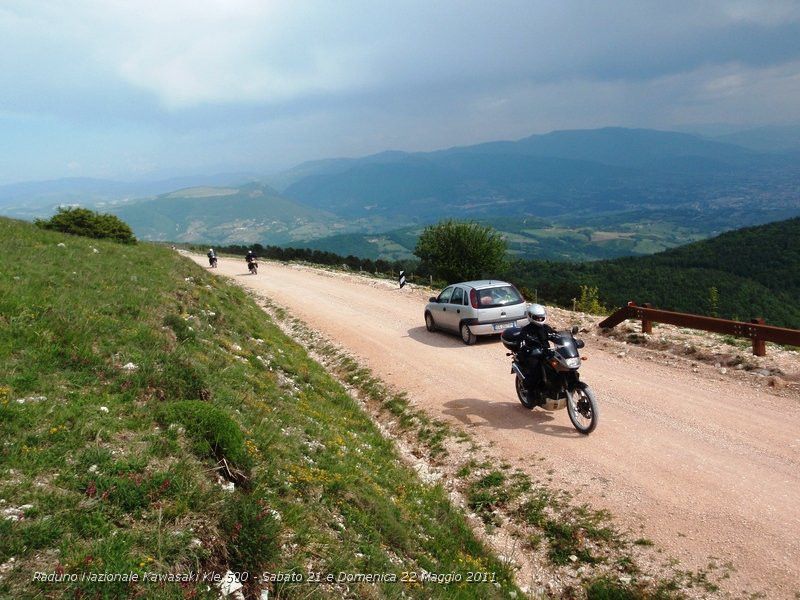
[1,1,799,182]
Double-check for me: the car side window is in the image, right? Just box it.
[438,286,453,304]
[450,287,464,305]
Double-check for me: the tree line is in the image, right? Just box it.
[197,242,429,282]
[194,216,800,329]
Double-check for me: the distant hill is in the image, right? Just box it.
[277,127,800,234]
[713,125,800,153]
[511,217,800,329]
[432,127,759,169]
[299,215,706,262]
[298,230,420,262]
[110,182,348,245]
[0,173,258,218]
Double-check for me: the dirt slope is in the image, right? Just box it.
[193,255,800,598]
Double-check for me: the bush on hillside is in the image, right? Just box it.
[35,207,136,243]
[415,220,507,283]
[575,285,606,315]
[158,400,252,478]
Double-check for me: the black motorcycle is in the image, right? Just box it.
[209,255,218,268]
[247,258,258,275]
[502,325,599,434]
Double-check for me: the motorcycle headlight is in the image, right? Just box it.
[565,357,581,369]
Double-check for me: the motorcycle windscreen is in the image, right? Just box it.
[554,335,579,358]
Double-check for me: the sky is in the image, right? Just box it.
[1,0,800,184]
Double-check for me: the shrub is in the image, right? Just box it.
[159,401,252,475]
[36,207,136,243]
[163,313,196,342]
[414,220,507,283]
[708,285,719,318]
[585,578,639,599]
[575,285,606,315]
[223,496,281,575]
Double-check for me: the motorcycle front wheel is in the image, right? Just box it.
[515,375,535,410]
[566,382,598,434]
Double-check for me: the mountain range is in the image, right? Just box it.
[1,126,798,258]
[275,127,799,228]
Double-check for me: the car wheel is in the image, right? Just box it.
[425,311,437,332]
[460,322,477,345]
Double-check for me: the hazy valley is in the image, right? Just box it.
[1,126,798,263]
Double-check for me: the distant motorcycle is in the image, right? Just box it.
[502,325,599,434]
[247,258,258,275]
[209,256,218,268]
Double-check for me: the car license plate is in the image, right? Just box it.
[493,322,513,331]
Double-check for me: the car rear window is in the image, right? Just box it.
[476,285,523,308]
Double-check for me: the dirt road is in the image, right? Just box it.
[195,256,800,597]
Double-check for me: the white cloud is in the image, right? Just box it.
[80,0,377,108]
[721,0,800,25]
[1,1,800,181]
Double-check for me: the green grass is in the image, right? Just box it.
[0,217,519,598]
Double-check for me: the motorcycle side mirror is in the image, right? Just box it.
[576,339,585,349]
[571,325,579,335]
[429,297,438,303]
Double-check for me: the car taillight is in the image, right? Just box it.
[469,289,478,308]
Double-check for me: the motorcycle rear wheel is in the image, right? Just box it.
[515,375,535,409]
[566,382,598,434]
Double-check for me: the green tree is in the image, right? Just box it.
[575,285,606,315]
[36,207,136,243]
[708,285,719,318]
[414,220,507,283]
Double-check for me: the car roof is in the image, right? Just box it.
[453,280,513,290]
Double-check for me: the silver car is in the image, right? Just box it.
[424,280,529,345]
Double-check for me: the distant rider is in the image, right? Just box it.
[245,249,257,265]
[207,248,216,266]
[520,304,557,396]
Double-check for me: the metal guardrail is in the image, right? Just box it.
[598,302,800,356]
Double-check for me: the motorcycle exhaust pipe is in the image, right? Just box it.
[511,363,526,381]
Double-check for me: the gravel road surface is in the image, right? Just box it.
[195,255,800,597]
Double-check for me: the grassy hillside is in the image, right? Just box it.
[510,218,800,328]
[0,217,522,598]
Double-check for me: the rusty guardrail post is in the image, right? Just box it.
[751,318,766,357]
[641,303,653,334]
